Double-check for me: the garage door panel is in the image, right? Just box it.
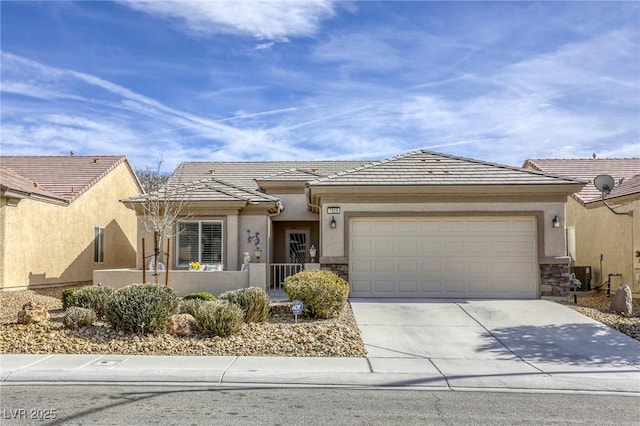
[444,240,465,253]
[351,239,373,255]
[351,259,373,274]
[513,240,536,253]
[490,220,512,232]
[374,281,395,293]
[375,260,395,273]
[469,279,490,293]
[421,280,443,293]
[374,220,395,233]
[421,259,443,273]
[349,216,538,298]
[397,281,418,294]
[513,220,535,232]
[421,240,442,254]
[351,280,372,294]
[398,240,419,254]
[397,259,418,272]
[444,280,465,293]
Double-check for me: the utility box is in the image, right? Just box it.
[571,266,592,291]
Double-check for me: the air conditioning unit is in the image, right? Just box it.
[570,266,592,291]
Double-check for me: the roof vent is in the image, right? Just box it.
[209,169,215,175]
[33,182,39,188]
[92,158,99,163]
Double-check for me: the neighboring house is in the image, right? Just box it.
[0,155,144,290]
[123,150,584,299]
[524,158,640,294]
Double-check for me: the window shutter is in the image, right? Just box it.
[177,222,199,265]
[201,222,223,264]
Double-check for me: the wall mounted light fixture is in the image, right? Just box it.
[330,216,337,229]
[309,245,317,262]
[552,215,561,228]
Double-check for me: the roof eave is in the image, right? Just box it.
[1,188,69,206]
[307,182,585,196]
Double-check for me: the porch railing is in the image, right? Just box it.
[270,263,304,295]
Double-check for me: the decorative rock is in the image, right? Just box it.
[166,314,196,337]
[17,302,50,324]
[610,285,633,316]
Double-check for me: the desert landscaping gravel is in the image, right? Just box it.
[1,287,638,357]
[0,287,366,357]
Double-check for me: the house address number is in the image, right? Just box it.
[327,207,340,214]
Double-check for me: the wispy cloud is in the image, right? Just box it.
[120,0,335,41]
[1,2,638,170]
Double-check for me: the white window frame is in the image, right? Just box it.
[176,220,224,267]
[94,226,105,263]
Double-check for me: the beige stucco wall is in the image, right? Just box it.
[319,199,567,263]
[0,162,141,290]
[94,263,266,296]
[566,196,639,293]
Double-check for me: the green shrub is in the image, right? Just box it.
[194,300,243,337]
[63,307,97,328]
[218,287,270,323]
[104,284,178,334]
[178,298,211,318]
[61,287,81,310]
[283,270,350,319]
[183,292,217,302]
[65,286,114,318]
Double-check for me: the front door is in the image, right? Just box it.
[285,229,310,264]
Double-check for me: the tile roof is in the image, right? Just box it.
[124,178,280,204]
[607,174,640,201]
[0,156,129,203]
[256,168,326,182]
[0,166,66,203]
[523,158,640,203]
[308,150,584,187]
[169,161,368,189]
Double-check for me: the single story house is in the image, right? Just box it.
[123,149,584,299]
[0,155,143,290]
[524,158,640,294]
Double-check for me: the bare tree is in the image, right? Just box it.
[136,160,170,192]
[137,159,191,284]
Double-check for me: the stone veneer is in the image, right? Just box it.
[540,263,570,297]
[321,264,349,281]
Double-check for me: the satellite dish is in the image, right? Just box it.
[594,174,615,194]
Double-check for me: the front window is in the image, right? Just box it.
[177,221,223,266]
[94,226,104,263]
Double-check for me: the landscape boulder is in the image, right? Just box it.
[166,313,196,337]
[610,285,633,316]
[17,302,50,324]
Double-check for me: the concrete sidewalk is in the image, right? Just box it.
[2,353,639,394]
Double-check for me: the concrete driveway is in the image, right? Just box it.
[350,299,640,390]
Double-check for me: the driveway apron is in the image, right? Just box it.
[349,299,640,369]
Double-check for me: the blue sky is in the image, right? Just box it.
[1,1,639,173]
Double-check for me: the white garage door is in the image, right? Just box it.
[349,217,538,298]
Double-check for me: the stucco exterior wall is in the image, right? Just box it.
[0,162,141,290]
[93,267,263,296]
[566,197,639,293]
[319,199,566,261]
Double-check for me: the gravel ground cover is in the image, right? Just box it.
[0,286,366,357]
[563,291,640,341]
[1,287,638,357]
